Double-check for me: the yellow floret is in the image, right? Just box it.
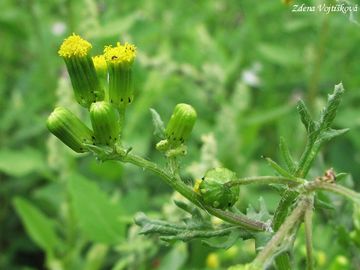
[193,179,202,193]
[206,253,220,269]
[103,42,136,65]
[58,33,92,58]
[92,55,107,72]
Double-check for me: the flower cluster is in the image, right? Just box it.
[48,33,197,156]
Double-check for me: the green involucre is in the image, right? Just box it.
[90,101,120,146]
[199,168,239,209]
[46,107,93,153]
[107,63,134,108]
[63,55,104,108]
[165,103,197,148]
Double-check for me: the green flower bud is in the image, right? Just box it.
[199,168,239,209]
[103,42,136,108]
[47,107,93,153]
[165,103,197,148]
[90,101,120,146]
[58,34,104,108]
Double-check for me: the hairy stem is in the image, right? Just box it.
[304,196,314,270]
[252,197,310,268]
[113,146,267,231]
[226,176,305,188]
[305,181,360,205]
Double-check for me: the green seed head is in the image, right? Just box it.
[199,168,239,209]
[90,101,120,146]
[165,103,197,147]
[47,107,93,153]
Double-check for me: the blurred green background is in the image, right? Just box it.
[1,0,360,269]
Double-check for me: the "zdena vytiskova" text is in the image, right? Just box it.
[292,4,358,14]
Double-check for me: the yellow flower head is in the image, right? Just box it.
[58,33,92,58]
[103,42,136,67]
[92,55,107,73]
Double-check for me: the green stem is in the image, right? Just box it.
[226,176,305,188]
[305,181,360,205]
[304,196,314,270]
[113,146,267,231]
[168,157,181,181]
[252,197,310,268]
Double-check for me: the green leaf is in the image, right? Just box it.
[246,197,272,223]
[68,174,125,244]
[296,100,316,141]
[319,83,345,131]
[314,196,335,211]
[317,128,349,143]
[353,204,360,231]
[202,230,242,249]
[279,137,296,173]
[0,148,47,177]
[84,244,109,270]
[87,12,143,39]
[158,243,188,270]
[150,108,166,139]
[258,43,301,66]
[263,157,294,179]
[13,197,62,252]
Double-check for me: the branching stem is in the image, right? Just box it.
[112,146,268,231]
[304,180,360,205]
[252,197,311,268]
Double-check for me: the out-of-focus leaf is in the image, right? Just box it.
[158,243,188,270]
[68,173,125,244]
[84,244,109,270]
[0,148,47,177]
[353,204,360,231]
[258,44,301,66]
[13,197,62,252]
[87,12,143,39]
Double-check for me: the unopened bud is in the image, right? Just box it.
[47,107,93,153]
[90,101,120,146]
[165,103,197,148]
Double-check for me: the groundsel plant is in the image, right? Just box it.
[47,33,360,270]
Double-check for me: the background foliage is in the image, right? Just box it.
[1,0,360,269]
